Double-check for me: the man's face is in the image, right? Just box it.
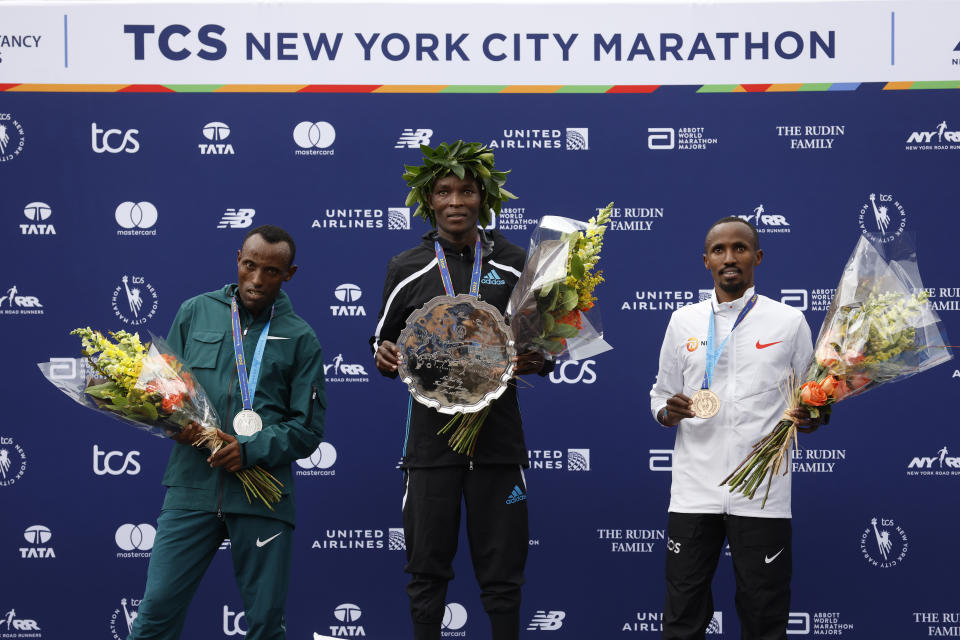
[236,234,297,315]
[429,173,482,240]
[703,222,762,300]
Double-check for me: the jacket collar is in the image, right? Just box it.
[207,284,294,320]
[421,227,495,259]
[710,285,756,314]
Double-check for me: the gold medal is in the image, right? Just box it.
[691,389,720,419]
[233,409,263,436]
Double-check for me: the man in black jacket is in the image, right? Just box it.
[371,142,546,640]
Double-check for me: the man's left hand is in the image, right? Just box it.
[789,406,825,434]
[513,351,545,376]
[208,429,244,472]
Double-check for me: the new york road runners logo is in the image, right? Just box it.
[0,113,25,163]
[858,193,906,243]
[111,275,158,326]
[860,516,908,568]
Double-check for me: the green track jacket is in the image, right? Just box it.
[161,284,326,525]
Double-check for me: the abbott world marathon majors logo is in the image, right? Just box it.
[528,448,590,471]
[311,527,405,551]
[323,354,369,383]
[293,121,335,157]
[597,527,665,553]
[905,120,960,151]
[858,192,906,243]
[111,275,158,326]
[332,283,365,317]
[787,611,855,636]
[622,610,721,633]
[20,525,54,559]
[296,442,337,477]
[0,438,26,486]
[0,113,25,163]
[115,523,156,559]
[115,201,158,236]
[907,445,960,476]
[860,516,908,568]
[199,122,235,155]
[20,202,55,236]
[0,285,43,316]
[487,128,588,151]
[109,597,140,640]
[647,126,718,151]
[312,206,410,231]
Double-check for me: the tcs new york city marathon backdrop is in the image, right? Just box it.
[1,2,960,638]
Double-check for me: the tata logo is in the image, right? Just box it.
[223,605,247,636]
[332,283,366,316]
[20,524,55,559]
[329,603,364,637]
[21,202,56,235]
[93,444,142,476]
[91,122,140,154]
[199,122,235,155]
[549,359,596,384]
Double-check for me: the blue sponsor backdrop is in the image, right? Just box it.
[1,87,959,639]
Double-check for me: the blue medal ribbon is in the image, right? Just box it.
[702,293,758,390]
[434,236,483,298]
[230,297,274,412]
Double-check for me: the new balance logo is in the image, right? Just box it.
[527,610,566,631]
[395,128,433,149]
[481,269,506,286]
[217,208,256,229]
[505,485,526,504]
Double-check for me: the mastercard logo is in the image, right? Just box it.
[686,337,699,352]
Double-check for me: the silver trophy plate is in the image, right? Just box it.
[397,294,516,414]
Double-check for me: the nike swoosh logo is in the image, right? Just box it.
[266,336,290,340]
[756,340,783,349]
[765,548,784,563]
[256,532,283,548]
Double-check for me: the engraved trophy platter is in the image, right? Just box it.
[396,294,516,414]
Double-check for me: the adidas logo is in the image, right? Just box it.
[481,269,506,286]
[505,484,527,504]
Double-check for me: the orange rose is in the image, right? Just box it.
[833,377,851,400]
[799,380,828,406]
[819,375,838,397]
[815,344,839,368]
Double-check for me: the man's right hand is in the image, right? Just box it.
[170,421,204,445]
[660,393,695,427]
[375,340,401,374]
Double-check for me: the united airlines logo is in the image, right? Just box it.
[527,610,566,631]
[487,127,589,151]
[566,128,589,150]
[395,128,433,149]
[217,208,256,229]
[388,207,411,230]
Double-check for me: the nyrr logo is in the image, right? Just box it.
[199,121,235,155]
[737,204,791,233]
[91,122,140,154]
[566,128,589,150]
[93,445,141,476]
[328,603,364,637]
[0,284,44,316]
[0,609,42,633]
[293,121,336,156]
[332,283,366,316]
[858,192,906,243]
[323,354,369,383]
[0,438,27,485]
[649,449,673,471]
[21,201,55,235]
[442,603,467,636]
[780,289,808,311]
[549,359,596,384]
[115,201,158,236]
[109,597,141,640]
[20,524,55,559]
[395,128,433,149]
[217,208,256,229]
[115,523,156,558]
[905,120,960,150]
[0,113,26,162]
[907,445,960,476]
[296,442,337,476]
[860,516,908,568]
[527,610,565,631]
[111,275,159,326]
[223,605,247,636]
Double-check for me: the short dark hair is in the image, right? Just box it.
[704,216,760,252]
[243,225,296,265]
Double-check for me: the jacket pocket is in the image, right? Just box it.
[185,329,224,369]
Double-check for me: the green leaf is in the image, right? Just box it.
[499,187,516,200]
[84,381,121,400]
[539,282,556,298]
[562,287,579,311]
[551,322,578,339]
[571,254,585,280]
[405,190,418,206]
[543,313,555,333]
[450,163,465,180]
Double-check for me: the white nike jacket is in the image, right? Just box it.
[649,287,813,518]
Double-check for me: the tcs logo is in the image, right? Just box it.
[93,445,141,476]
[91,123,140,154]
[549,359,596,385]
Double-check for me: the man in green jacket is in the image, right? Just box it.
[130,225,326,640]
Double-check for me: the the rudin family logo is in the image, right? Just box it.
[487,128,588,151]
[20,525,54,559]
[860,516,908,568]
[395,128,433,149]
[223,604,247,636]
[293,121,335,156]
[549,359,596,384]
[790,448,846,473]
[905,120,960,151]
[115,523,156,558]
[0,113,25,162]
[199,122,235,155]
[622,290,698,312]
[858,192,906,243]
[736,204,791,234]
[109,597,141,640]
[647,126,718,151]
[527,610,565,631]
[91,123,140,154]
[323,354,369,383]
[649,449,673,471]
[296,442,338,477]
[311,528,404,551]
[0,285,44,316]
[115,201,158,236]
[527,448,591,471]
[327,603,364,638]
[312,206,411,231]
[605,205,664,232]
[912,611,960,637]
[907,445,960,476]
[111,275,158,326]
[217,208,256,229]
[20,202,55,235]
[0,608,42,635]
[93,445,141,476]
[442,603,468,637]
[494,206,538,231]
[917,286,960,312]
[0,437,26,486]
[332,283,366,317]
[775,124,845,150]
[596,527,665,553]
[787,611,855,636]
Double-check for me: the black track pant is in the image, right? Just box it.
[663,513,792,640]
[402,465,529,640]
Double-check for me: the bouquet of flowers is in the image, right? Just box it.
[507,203,615,360]
[721,235,952,506]
[38,328,283,509]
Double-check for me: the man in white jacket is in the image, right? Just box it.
[650,217,824,640]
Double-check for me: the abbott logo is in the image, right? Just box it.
[294,121,336,149]
[787,612,810,635]
[91,123,140,154]
[648,127,675,150]
[395,128,433,149]
[649,449,673,471]
[115,201,158,230]
[218,208,256,229]
[115,523,156,551]
[527,610,566,631]
[780,289,808,311]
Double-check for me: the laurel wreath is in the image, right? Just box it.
[402,140,516,228]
